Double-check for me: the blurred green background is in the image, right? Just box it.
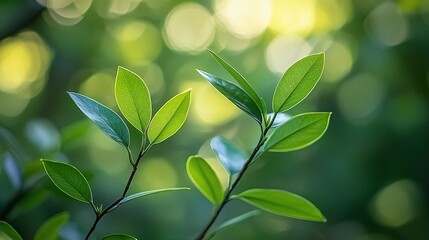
[1,0,429,239]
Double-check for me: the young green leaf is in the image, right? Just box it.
[108,187,190,211]
[34,212,69,240]
[148,89,191,144]
[68,92,130,147]
[41,159,93,203]
[206,210,261,240]
[186,155,224,205]
[210,136,247,175]
[208,50,266,115]
[100,234,137,240]
[0,221,23,240]
[197,70,262,123]
[115,66,151,132]
[264,112,331,152]
[272,53,325,113]
[232,189,326,222]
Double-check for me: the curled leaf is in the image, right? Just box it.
[186,155,224,205]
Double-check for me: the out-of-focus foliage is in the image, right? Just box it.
[0,0,428,239]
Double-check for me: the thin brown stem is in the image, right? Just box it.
[195,120,274,240]
[84,145,150,240]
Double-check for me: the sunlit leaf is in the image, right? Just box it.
[186,155,224,205]
[208,50,266,115]
[206,210,261,240]
[197,70,262,123]
[232,189,326,222]
[210,136,247,175]
[34,212,69,240]
[100,234,137,240]
[41,159,93,203]
[148,89,191,144]
[115,66,151,132]
[68,92,130,147]
[4,153,21,190]
[264,112,331,152]
[0,221,23,240]
[273,53,325,113]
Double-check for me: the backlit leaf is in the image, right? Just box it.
[34,212,69,240]
[208,50,266,115]
[41,159,93,203]
[210,136,246,175]
[265,112,331,152]
[0,221,22,240]
[197,70,262,123]
[68,92,130,147]
[186,155,224,205]
[232,189,326,222]
[273,53,324,113]
[115,66,151,132]
[148,89,191,144]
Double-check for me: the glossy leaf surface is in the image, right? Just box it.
[210,136,246,175]
[186,155,224,205]
[197,70,262,123]
[206,210,261,240]
[100,234,137,240]
[68,92,130,147]
[34,212,69,240]
[0,221,22,240]
[208,50,265,114]
[232,189,326,222]
[265,112,331,152]
[268,112,291,128]
[148,89,191,144]
[273,53,324,112]
[41,159,93,203]
[115,66,151,132]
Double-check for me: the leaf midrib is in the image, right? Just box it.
[278,55,320,111]
[50,165,91,202]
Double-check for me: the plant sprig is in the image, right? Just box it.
[41,67,192,239]
[189,51,330,239]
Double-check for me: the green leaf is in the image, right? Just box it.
[115,66,152,132]
[208,50,266,115]
[210,136,247,175]
[100,234,137,240]
[206,210,261,240]
[0,221,23,240]
[41,159,93,203]
[114,187,190,209]
[272,53,325,113]
[68,92,130,147]
[197,70,262,123]
[265,112,331,152]
[186,155,224,205]
[232,189,326,222]
[34,212,69,240]
[148,89,191,144]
